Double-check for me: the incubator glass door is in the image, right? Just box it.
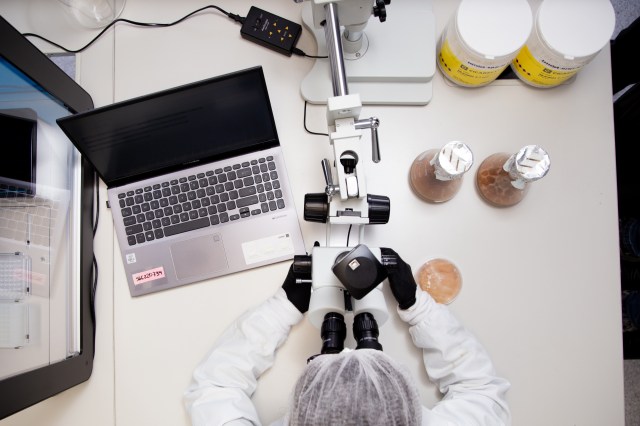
[0,56,82,380]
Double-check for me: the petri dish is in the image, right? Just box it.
[417,258,462,304]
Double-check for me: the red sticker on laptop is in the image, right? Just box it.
[132,267,166,285]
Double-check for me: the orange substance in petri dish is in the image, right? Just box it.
[417,258,462,304]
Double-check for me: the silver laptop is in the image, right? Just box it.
[57,66,305,296]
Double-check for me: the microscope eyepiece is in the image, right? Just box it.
[353,312,383,351]
[320,312,347,354]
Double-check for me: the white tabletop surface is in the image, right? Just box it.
[0,0,625,425]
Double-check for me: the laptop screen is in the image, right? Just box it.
[57,66,279,187]
[0,109,37,196]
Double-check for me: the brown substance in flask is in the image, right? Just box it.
[410,149,464,203]
[476,153,528,207]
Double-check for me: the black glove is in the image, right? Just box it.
[281,263,312,313]
[380,247,417,310]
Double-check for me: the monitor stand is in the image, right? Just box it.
[300,0,436,106]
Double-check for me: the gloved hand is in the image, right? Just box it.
[281,263,312,313]
[380,247,417,310]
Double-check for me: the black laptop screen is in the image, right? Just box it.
[57,66,279,187]
[0,110,37,196]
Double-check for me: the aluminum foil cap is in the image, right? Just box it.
[430,141,474,181]
[504,145,551,189]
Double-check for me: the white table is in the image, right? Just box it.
[0,0,625,424]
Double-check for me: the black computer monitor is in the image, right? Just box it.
[0,15,96,420]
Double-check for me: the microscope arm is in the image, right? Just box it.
[322,2,382,201]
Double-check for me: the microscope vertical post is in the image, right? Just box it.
[324,3,349,97]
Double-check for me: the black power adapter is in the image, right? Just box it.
[240,6,302,56]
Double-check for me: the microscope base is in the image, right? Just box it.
[300,0,436,106]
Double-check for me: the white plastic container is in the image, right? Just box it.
[437,0,532,87]
[511,0,615,88]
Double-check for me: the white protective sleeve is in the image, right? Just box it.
[184,288,303,426]
[398,290,512,425]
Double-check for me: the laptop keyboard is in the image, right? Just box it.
[118,156,286,246]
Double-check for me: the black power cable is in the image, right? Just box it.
[22,4,328,59]
[293,47,327,59]
[90,171,99,350]
[303,101,329,136]
[22,5,244,53]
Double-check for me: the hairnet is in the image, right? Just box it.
[285,349,422,426]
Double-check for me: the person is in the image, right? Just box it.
[183,248,511,425]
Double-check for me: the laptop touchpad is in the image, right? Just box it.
[170,233,228,280]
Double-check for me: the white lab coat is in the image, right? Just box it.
[184,288,511,425]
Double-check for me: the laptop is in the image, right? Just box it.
[57,66,305,296]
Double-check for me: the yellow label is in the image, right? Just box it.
[438,39,506,86]
[512,45,580,87]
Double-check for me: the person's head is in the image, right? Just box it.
[285,349,422,426]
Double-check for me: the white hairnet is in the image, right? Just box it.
[285,349,422,426]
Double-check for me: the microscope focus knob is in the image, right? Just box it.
[367,194,391,225]
[293,255,312,280]
[304,193,329,223]
[373,0,390,22]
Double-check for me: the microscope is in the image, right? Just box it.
[292,0,395,354]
